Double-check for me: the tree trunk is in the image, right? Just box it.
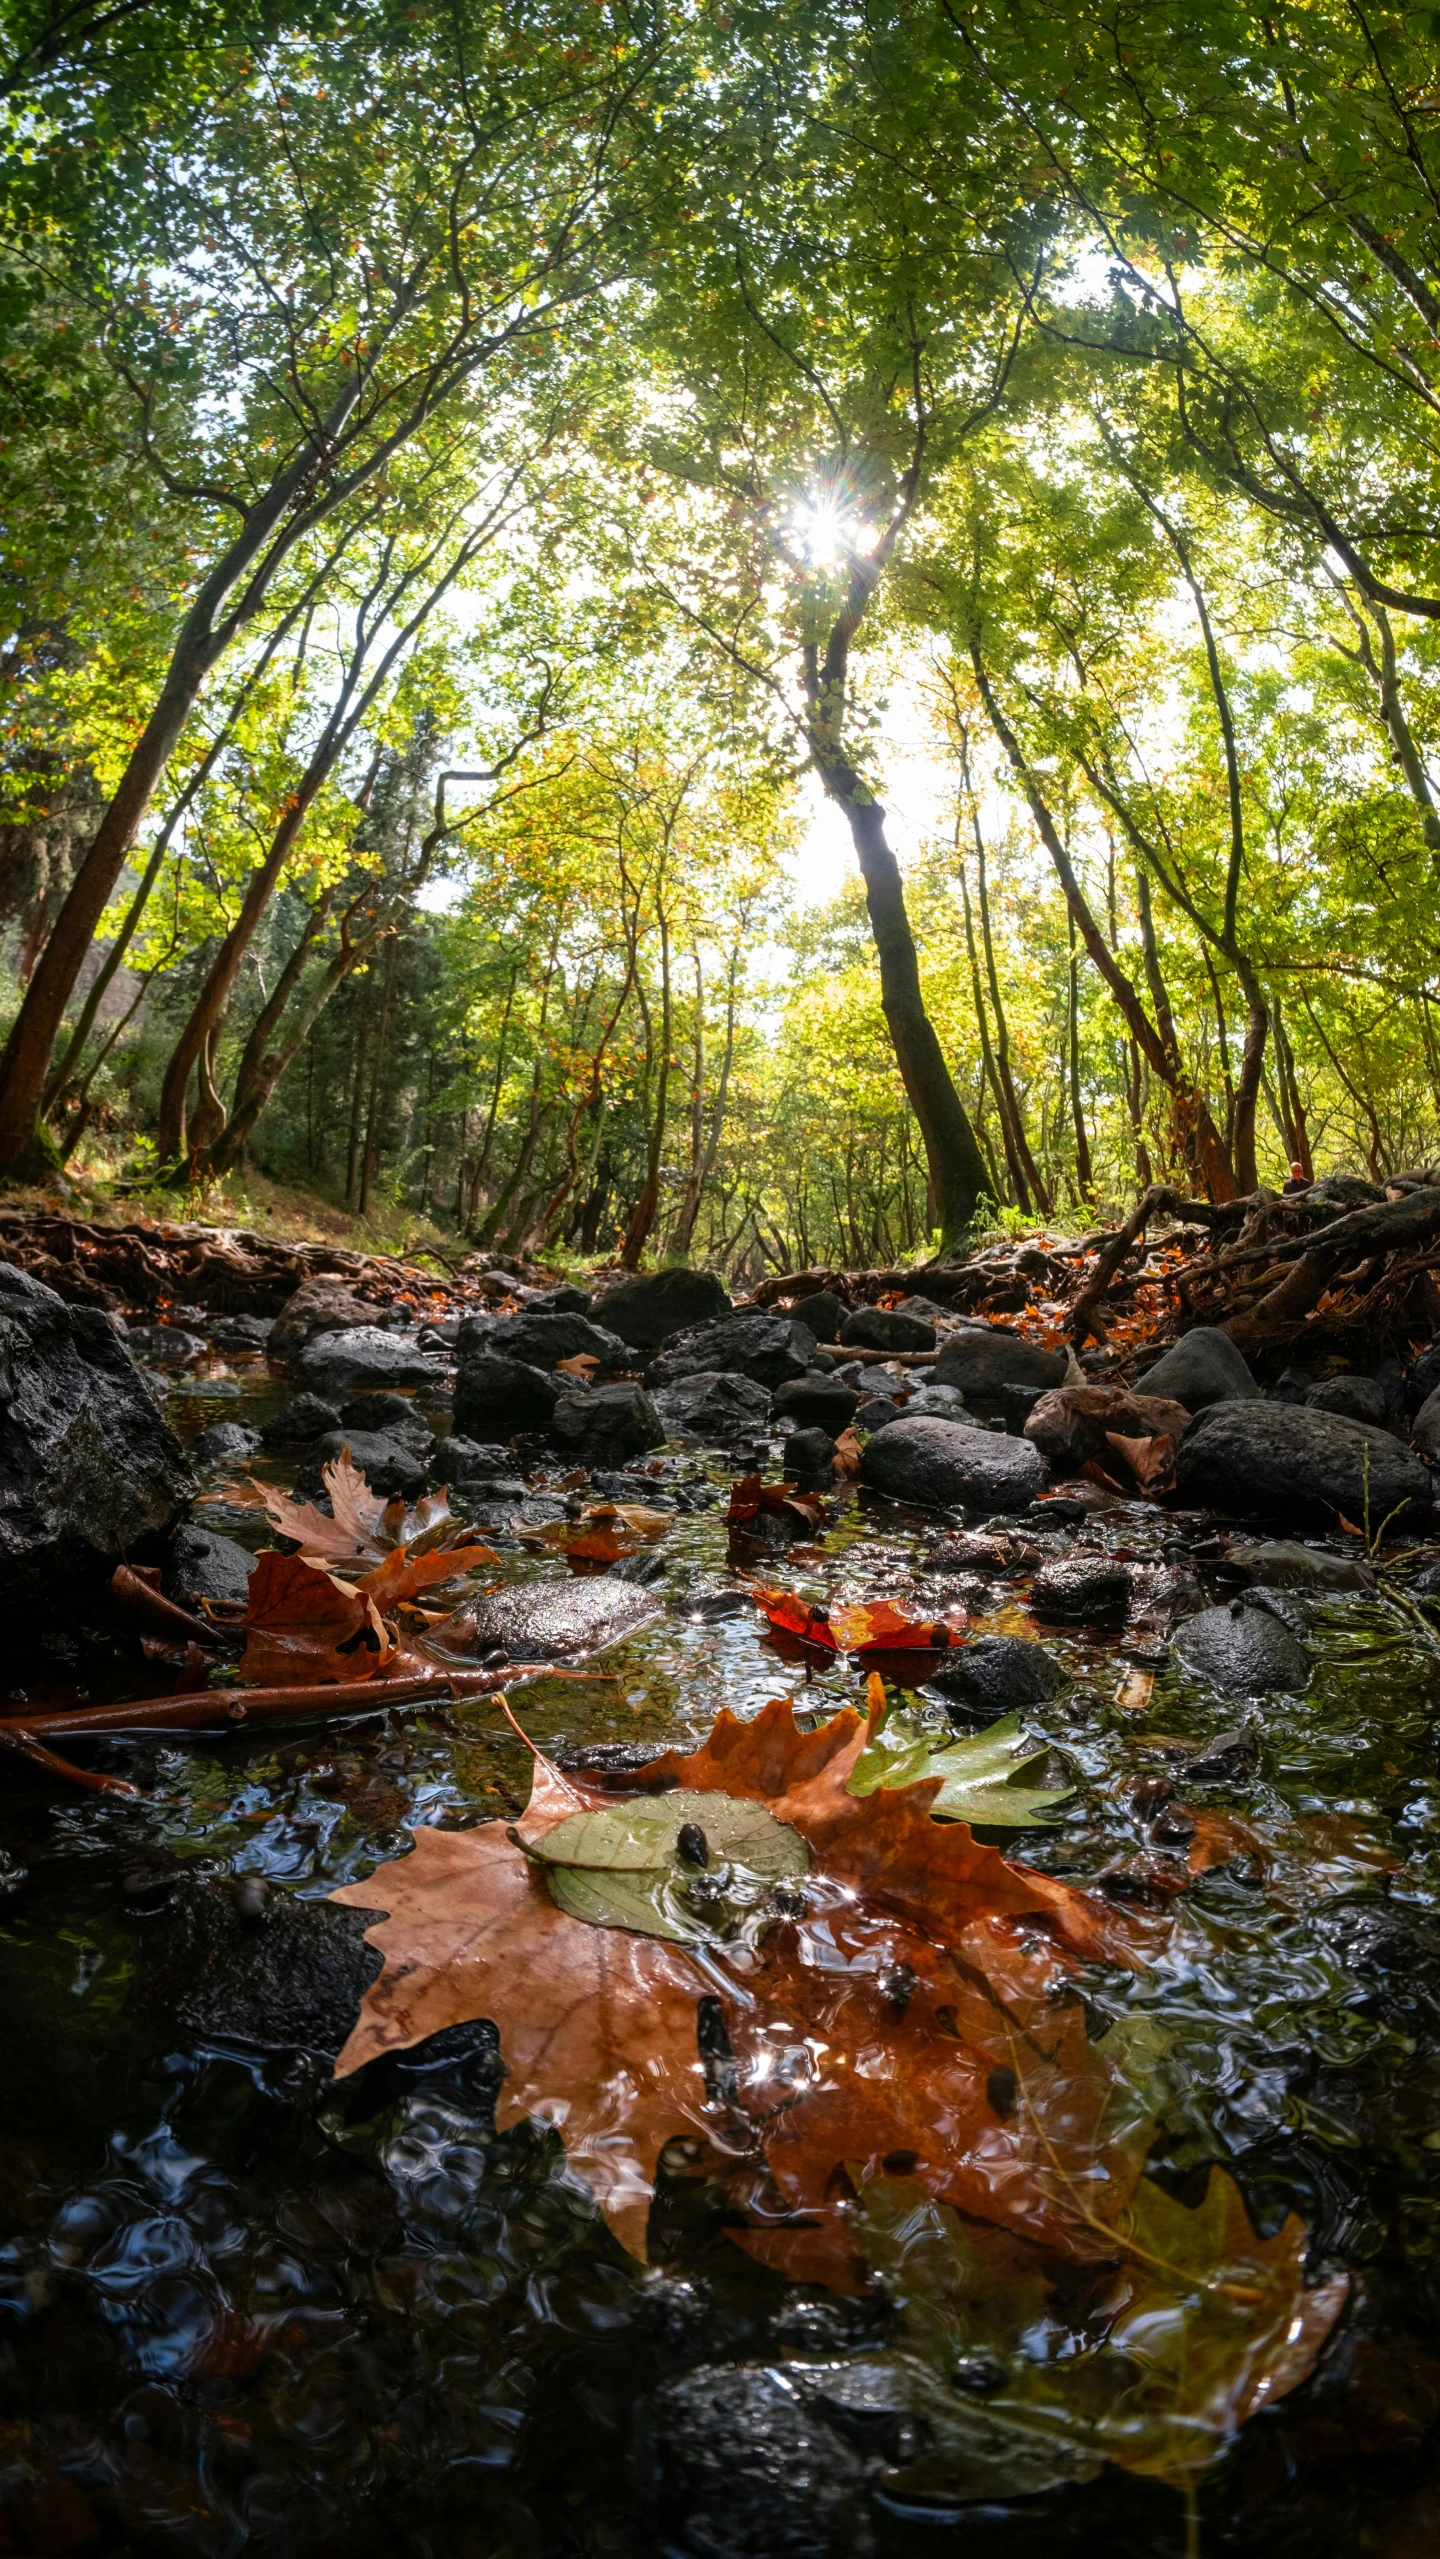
[1066,912,1094,1200]
[958,848,1026,1207]
[673,939,742,1256]
[1273,993,1313,1179]
[359,935,398,1219]
[620,907,673,1267]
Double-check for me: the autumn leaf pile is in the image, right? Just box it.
[331,1690,1346,2487]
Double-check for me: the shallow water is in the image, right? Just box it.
[2,1345,1440,2556]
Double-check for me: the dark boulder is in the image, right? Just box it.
[647,2364,867,2559]
[1176,1398,1431,1527]
[521,1283,592,1315]
[207,1313,274,1351]
[1304,1374,1389,1428]
[859,1415,1047,1513]
[838,1305,936,1353]
[592,1267,731,1351]
[189,1420,262,1467]
[300,1326,444,1394]
[1173,1597,1309,1693]
[928,1633,1068,1717]
[1025,1384,1192,1473]
[483,1310,629,1369]
[259,1393,341,1446]
[649,1310,821,1390]
[1029,1555,1132,1624]
[0,1263,195,1602]
[903,1381,970,1422]
[1137,1326,1259,1412]
[336,1390,433,1452]
[1413,1382,1440,1459]
[771,1376,861,1434]
[164,1524,255,1609]
[464,1574,660,1660]
[549,1381,665,1464]
[932,1327,1067,1396]
[313,1430,428,1497]
[431,1437,527,1499]
[268,1275,373,1360]
[125,1323,206,1367]
[452,1352,559,1442]
[1408,1336,1440,1409]
[782,1426,837,1484]
[653,1370,771,1436]
[785,1288,846,1344]
[854,1395,904,1430]
[155,1876,383,2054]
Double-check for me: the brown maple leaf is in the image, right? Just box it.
[1105,1430,1177,1494]
[240,1550,397,1685]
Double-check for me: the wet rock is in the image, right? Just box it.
[771,1376,861,1434]
[785,1288,846,1344]
[431,1437,527,1499]
[452,1351,559,1442]
[655,1370,773,1436]
[1024,1384,1192,1473]
[859,1415,1047,1513]
[1136,1326,1259,1412]
[207,1313,275,1351]
[838,1305,936,1352]
[928,1633,1068,1716]
[482,1309,630,1369]
[592,1267,731,1350]
[1179,1723,1259,1782]
[1305,1373,1389,1428]
[782,1426,837,1484]
[854,1395,904,1430]
[0,1263,196,1602]
[1176,1398,1431,1527]
[1130,1561,1204,1629]
[189,1420,261,1466]
[928,1528,1039,1578]
[151,1875,383,2053]
[1308,1173,1383,1207]
[1413,1383,1440,1459]
[1029,1554,1132,1624]
[674,1585,755,1622]
[163,1524,255,1608]
[649,1310,821,1391]
[259,1392,341,1445]
[313,1430,427,1497]
[124,1323,207,1366]
[1408,1336,1440,1409]
[300,1325,445,1394]
[1225,1539,1376,1592]
[522,1282,593,1314]
[647,2364,867,2559]
[268,1275,374,1360]
[1172,1597,1309,1692]
[465,1574,661,1660]
[549,1381,665,1464]
[932,1326,1067,1396]
[336,1390,433,1453]
[904,1381,969,1422]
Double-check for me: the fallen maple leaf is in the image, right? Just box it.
[727,1476,827,1535]
[1106,1430,1177,1494]
[240,1550,397,1685]
[751,1585,965,1658]
[255,1450,496,1603]
[518,1501,674,1567]
[832,1426,861,1479]
[555,1352,600,1379]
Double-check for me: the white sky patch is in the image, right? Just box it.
[786,671,956,909]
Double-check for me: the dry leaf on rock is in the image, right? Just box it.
[832,1426,862,1479]
[555,1352,600,1379]
[728,1477,827,1535]
[751,1585,965,1659]
[240,1550,397,1685]
[1106,1431,1177,1495]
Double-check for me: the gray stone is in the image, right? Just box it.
[189,1421,262,1466]
[550,1380,665,1464]
[164,1524,255,1609]
[0,1263,195,1601]
[782,1426,837,1483]
[1304,1374,1389,1428]
[592,1266,731,1350]
[300,1326,444,1394]
[859,1415,1048,1513]
[259,1393,341,1446]
[904,1382,969,1421]
[464,1574,660,1660]
[1408,1337,1440,1409]
[1173,1597,1309,1693]
[482,1310,630,1369]
[648,1309,821,1390]
[268,1275,373,1360]
[838,1305,936,1353]
[1176,1397,1432,1528]
[336,1390,433,1452]
[1137,1326,1259,1412]
[647,2365,867,2559]
[452,1351,559,1442]
[928,1634,1068,1716]
[785,1289,846,1344]
[654,1370,772,1435]
[855,1396,904,1430]
[312,1430,428,1497]
[125,1323,207,1367]
[932,1327,1067,1396]
[1413,1382,1440,1458]
[771,1376,861,1434]
[1030,1555,1132,1623]
[1226,1539,1376,1592]
[206,1313,275,1351]
[521,1283,592,1315]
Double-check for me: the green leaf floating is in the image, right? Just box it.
[847,1711,1072,1828]
[513,1787,808,1943]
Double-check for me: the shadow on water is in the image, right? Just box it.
[2,1349,1440,2555]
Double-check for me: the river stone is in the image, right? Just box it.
[549,1381,665,1463]
[838,1305,936,1353]
[649,1310,821,1390]
[164,1524,255,1609]
[0,1262,195,1601]
[1137,1326,1259,1412]
[207,1313,275,1351]
[928,1633,1068,1717]
[260,1392,341,1446]
[1029,1555,1132,1624]
[300,1326,444,1394]
[452,1351,559,1442]
[124,1323,207,1367]
[654,1370,772,1435]
[189,1420,262,1466]
[647,2365,867,2559]
[1413,1383,1440,1459]
[932,1327,1067,1395]
[771,1376,861,1433]
[1173,1597,1309,1692]
[313,1430,427,1497]
[782,1426,837,1484]
[337,1390,433,1452]
[859,1415,1047,1513]
[1226,1539,1376,1593]
[465,1574,660,1660]
[785,1288,846,1344]
[160,1877,383,2054]
[1025,1384,1192,1473]
[269,1275,373,1360]
[1305,1374,1389,1428]
[904,1381,969,1421]
[592,1267,731,1350]
[483,1310,630,1369]
[855,1395,904,1430]
[1176,1398,1432,1528]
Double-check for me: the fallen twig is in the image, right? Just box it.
[0,1722,142,1798]
[0,1661,573,1744]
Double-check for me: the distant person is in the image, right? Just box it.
[1282,1161,1311,1195]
